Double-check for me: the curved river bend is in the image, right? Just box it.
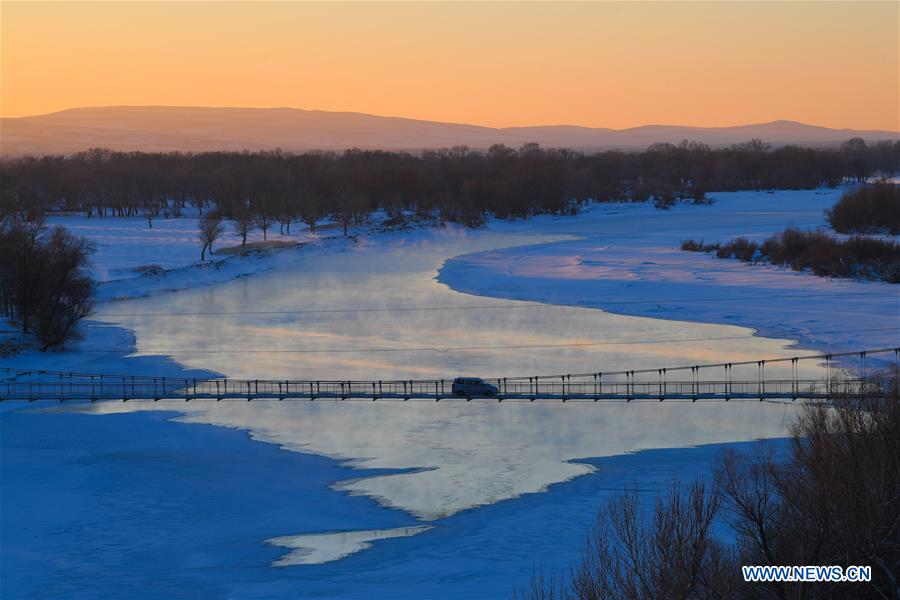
[88,224,822,520]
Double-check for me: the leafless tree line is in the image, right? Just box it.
[2,140,897,231]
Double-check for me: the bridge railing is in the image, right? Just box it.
[2,346,896,401]
[0,375,890,401]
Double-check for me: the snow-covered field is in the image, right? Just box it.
[41,211,360,303]
[439,189,898,361]
[46,210,306,282]
[2,188,898,598]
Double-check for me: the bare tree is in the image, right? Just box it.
[254,210,273,241]
[198,212,224,261]
[35,227,95,349]
[332,187,356,236]
[300,191,323,234]
[0,218,48,334]
[0,220,95,348]
[143,204,159,228]
[516,481,731,600]
[231,209,254,246]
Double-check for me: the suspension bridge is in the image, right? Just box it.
[1,348,897,403]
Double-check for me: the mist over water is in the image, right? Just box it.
[87,225,823,519]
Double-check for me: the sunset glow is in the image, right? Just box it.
[2,1,898,130]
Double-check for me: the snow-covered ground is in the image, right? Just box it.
[45,209,322,282]
[42,211,358,302]
[440,189,899,364]
[2,187,898,598]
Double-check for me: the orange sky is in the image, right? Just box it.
[2,1,898,130]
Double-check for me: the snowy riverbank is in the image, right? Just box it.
[440,188,899,367]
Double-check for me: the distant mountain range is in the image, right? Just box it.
[1,106,897,156]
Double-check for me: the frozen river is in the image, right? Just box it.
[4,188,894,598]
[87,221,822,522]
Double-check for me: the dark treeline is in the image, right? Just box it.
[2,139,898,228]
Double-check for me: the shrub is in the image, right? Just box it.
[134,264,164,277]
[715,237,758,261]
[826,183,900,234]
[765,227,900,280]
[681,239,720,253]
[686,227,900,282]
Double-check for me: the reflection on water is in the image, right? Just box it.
[86,399,800,519]
[89,226,824,518]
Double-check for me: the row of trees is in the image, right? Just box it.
[2,139,897,228]
[0,218,95,349]
[518,380,900,599]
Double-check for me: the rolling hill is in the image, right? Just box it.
[1,106,897,156]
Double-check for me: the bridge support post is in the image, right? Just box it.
[860,351,867,397]
[691,366,698,402]
[724,364,731,401]
[757,360,766,401]
[791,357,798,400]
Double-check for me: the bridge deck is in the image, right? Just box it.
[1,377,890,402]
[4,347,897,403]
